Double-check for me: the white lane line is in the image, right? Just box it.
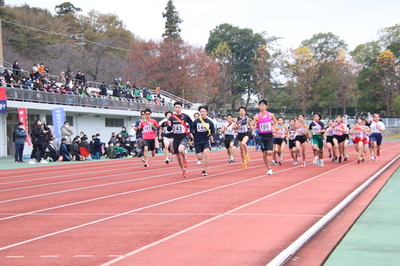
[74,255,93,257]
[0,163,346,253]
[40,255,59,258]
[5,255,24,258]
[0,161,268,221]
[0,166,295,252]
[0,156,249,200]
[101,163,352,266]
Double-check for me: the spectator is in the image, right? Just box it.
[13,122,27,163]
[12,61,21,77]
[79,136,92,161]
[29,119,48,164]
[45,138,61,162]
[120,126,129,139]
[114,141,128,158]
[92,133,104,159]
[71,136,83,161]
[99,81,108,96]
[109,132,117,144]
[58,138,71,161]
[106,141,116,159]
[61,121,74,151]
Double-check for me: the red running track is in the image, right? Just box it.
[0,142,399,266]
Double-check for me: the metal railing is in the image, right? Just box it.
[5,86,174,113]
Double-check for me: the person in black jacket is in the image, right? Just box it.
[45,138,61,162]
[29,119,49,164]
[13,122,28,163]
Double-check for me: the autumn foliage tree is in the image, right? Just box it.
[126,39,219,103]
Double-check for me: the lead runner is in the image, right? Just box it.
[252,100,277,175]
[167,101,193,178]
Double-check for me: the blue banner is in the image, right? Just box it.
[0,87,7,113]
[52,107,65,140]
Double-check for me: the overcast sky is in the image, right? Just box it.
[9,0,400,51]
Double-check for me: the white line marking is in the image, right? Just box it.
[40,255,59,258]
[74,255,93,257]
[5,255,24,258]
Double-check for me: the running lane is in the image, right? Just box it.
[0,143,398,265]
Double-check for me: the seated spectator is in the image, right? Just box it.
[58,138,71,161]
[71,136,84,161]
[79,136,92,161]
[45,138,61,162]
[92,133,104,159]
[114,142,128,158]
[106,141,116,159]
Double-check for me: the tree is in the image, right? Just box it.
[253,45,274,100]
[211,41,233,113]
[351,41,381,68]
[374,49,400,116]
[55,2,82,16]
[378,24,400,58]
[162,0,183,40]
[301,32,347,63]
[126,39,219,103]
[206,23,267,109]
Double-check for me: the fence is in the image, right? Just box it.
[5,87,174,113]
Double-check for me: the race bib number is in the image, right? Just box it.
[260,122,271,132]
[142,125,153,133]
[225,127,234,135]
[197,123,209,132]
[238,125,248,133]
[173,124,184,134]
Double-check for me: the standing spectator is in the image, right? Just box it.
[29,119,49,164]
[61,121,74,152]
[129,124,137,156]
[65,67,72,86]
[13,122,27,163]
[12,61,21,78]
[99,81,108,96]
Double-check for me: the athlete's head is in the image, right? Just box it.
[298,114,305,121]
[336,115,343,123]
[226,114,233,122]
[356,117,363,124]
[313,112,322,121]
[174,101,183,114]
[277,117,284,124]
[373,113,380,121]
[164,111,172,118]
[328,119,334,126]
[194,112,200,119]
[289,118,295,126]
[238,106,247,114]
[198,105,208,118]
[144,108,152,117]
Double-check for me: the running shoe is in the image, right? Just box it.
[228,158,232,163]
[141,157,145,163]
[242,162,248,169]
[338,156,342,163]
[202,170,207,176]
[293,161,298,165]
[377,150,381,157]
[316,160,320,165]
[196,160,202,165]
[362,158,365,163]
[152,150,156,157]
[344,156,348,161]
[302,162,306,167]
[165,159,170,164]
[320,160,324,167]
[357,159,361,164]
[183,158,188,168]
[313,158,317,164]
[278,161,282,165]
[182,169,188,178]
[267,169,273,175]
[245,154,251,162]
[144,163,149,167]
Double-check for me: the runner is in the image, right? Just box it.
[350,117,370,164]
[252,100,277,175]
[159,111,174,164]
[138,109,160,167]
[362,118,371,157]
[192,105,215,176]
[193,112,202,165]
[369,113,385,161]
[287,118,298,165]
[221,114,236,163]
[272,117,288,165]
[309,113,325,167]
[295,114,308,167]
[233,106,252,169]
[330,115,346,163]
[325,119,335,160]
[342,116,350,161]
[167,101,193,178]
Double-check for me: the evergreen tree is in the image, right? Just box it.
[162,0,183,40]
